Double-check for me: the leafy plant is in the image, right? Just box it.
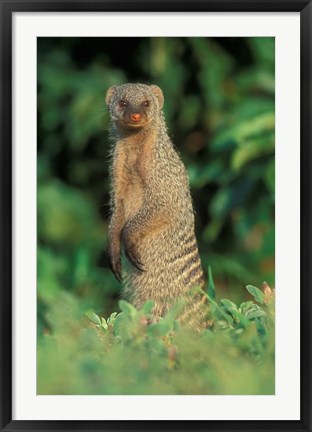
[38,270,275,395]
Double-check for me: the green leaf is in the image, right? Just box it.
[213,320,230,331]
[113,312,132,341]
[107,312,118,324]
[206,294,234,326]
[147,319,172,337]
[172,319,181,332]
[148,338,167,355]
[220,299,238,314]
[100,317,108,331]
[207,266,216,300]
[164,299,187,321]
[231,135,274,172]
[219,299,252,329]
[245,305,267,320]
[141,300,155,315]
[264,160,275,194]
[234,112,275,142]
[239,301,254,316]
[85,310,101,326]
[246,285,265,304]
[118,300,137,317]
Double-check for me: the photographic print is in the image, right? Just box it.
[37,36,275,396]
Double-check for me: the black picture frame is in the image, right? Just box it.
[1,1,311,431]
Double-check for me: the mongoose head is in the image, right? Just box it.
[105,83,164,129]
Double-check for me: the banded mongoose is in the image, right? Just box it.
[106,83,208,329]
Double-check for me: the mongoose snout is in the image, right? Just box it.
[121,106,148,128]
[106,82,208,330]
[131,113,142,122]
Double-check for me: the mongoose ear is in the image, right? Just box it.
[105,85,117,106]
[150,85,164,109]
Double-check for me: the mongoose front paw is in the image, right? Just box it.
[108,251,122,283]
[125,245,145,272]
[122,232,145,272]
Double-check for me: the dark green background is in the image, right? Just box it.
[38,37,275,332]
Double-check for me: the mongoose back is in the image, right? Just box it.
[106,83,207,329]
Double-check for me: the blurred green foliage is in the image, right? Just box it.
[37,37,275,394]
[38,280,275,395]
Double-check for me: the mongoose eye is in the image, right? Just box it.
[119,100,127,107]
[142,100,150,107]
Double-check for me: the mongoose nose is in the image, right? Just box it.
[131,113,142,122]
